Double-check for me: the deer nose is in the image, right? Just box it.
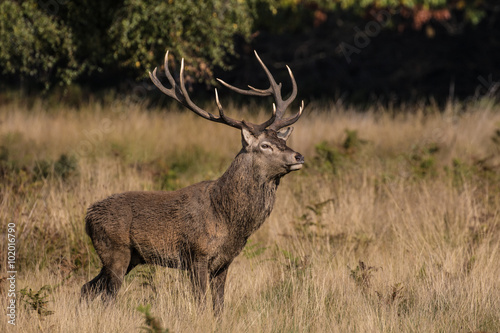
[294,153,305,164]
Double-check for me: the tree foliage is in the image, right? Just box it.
[272,0,488,31]
[0,0,493,90]
[107,0,255,83]
[0,1,80,89]
[0,0,258,89]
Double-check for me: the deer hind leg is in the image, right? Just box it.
[81,268,107,302]
[81,247,131,303]
[99,246,131,302]
[80,245,131,303]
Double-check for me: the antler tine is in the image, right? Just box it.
[149,51,183,102]
[178,58,218,120]
[269,100,304,131]
[216,51,300,132]
[150,51,245,130]
[215,51,280,98]
[253,51,299,123]
[149,67,175,100]
[258,103,277,129]
[214,88,246,129]
[282,65,298,116]
[216,78,272,97]
[162,51,176,88]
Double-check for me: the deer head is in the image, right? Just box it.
[149,51,305,177]
[239,127,304,180]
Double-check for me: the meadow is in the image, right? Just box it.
[0,97,499,332]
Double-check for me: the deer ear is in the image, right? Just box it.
[277,127,294,141]
[241,128,257,147]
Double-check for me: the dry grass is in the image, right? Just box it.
[1,98,500,332]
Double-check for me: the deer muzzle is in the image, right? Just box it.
[288,152,305,171]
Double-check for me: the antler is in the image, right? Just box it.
[217,50,304,131]
[149,51,246,130]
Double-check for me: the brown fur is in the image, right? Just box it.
[81,128,304,315]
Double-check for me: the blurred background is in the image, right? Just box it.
[1,0,499,107]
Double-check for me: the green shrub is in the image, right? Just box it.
[19,286,54,317]
[137,304,169,333]
[33,154,78,181]
[408,143,439,178]
[0,1,80,89]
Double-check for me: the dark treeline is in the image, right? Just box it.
[1,0,499,106]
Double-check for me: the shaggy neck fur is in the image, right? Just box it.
[211,150,279,238]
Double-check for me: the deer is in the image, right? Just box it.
[81,50,305,316]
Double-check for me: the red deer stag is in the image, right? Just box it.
[81,51,304,315]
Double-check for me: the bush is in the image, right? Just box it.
[0,1,80,89]
[0,0,258,88]
[108,0,255,84]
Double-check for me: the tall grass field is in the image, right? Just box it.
[1,98,499,332]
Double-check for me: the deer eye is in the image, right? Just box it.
[261,143,271,150]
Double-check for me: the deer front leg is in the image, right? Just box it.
[210,267,228,316]
[189,256,208,309]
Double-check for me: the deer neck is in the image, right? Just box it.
[211,151,279,237]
